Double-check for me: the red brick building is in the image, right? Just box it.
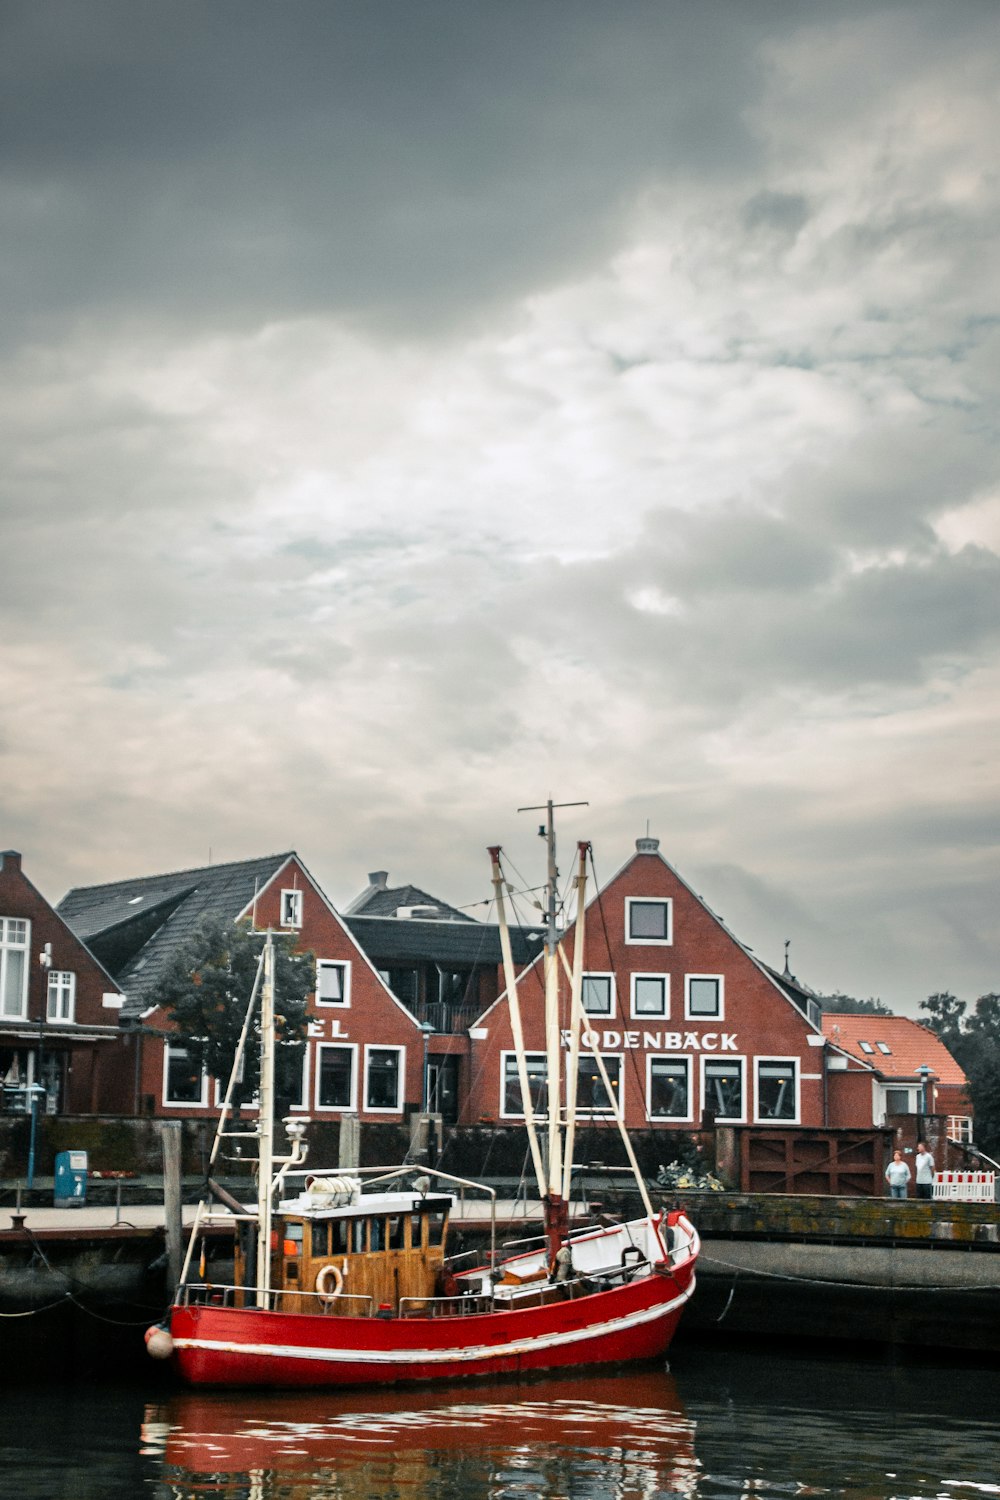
[58,854,426,1122]
[0,850,130,1115]
[822,1013,972,1138]
[467,836,831,1131]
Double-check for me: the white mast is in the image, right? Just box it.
[489,847,547,1200]
[256,930,276,1301]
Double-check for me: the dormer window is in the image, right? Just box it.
[281,889,303,929]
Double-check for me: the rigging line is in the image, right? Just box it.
[698,1252,1000,1293]
[0,1295,72,1318]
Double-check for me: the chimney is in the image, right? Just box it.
[635,836,660,854]
[368,871,389,891]
[1,851,22,873]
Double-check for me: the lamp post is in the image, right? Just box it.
[918,1064,930,1117]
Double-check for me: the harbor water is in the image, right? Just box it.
[0,1342,997,1499]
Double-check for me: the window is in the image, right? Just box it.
[164,1043,208,1106]
[648,1056,691,1120]
[502,1052,548,1117]
[280,889,303,928]
[947,1116,973,1144]
[632,974,669,1018]
[282,1042,308,1109]
[0,918,29,1020]
[316,960,350,1007]
[875,1042,892,1055]
[703,1058,745,1122]
[686,974,723,1020]
[46,971,76,1023]
[316,1045,356,1110]
[576,1054,622,1116]
[884,1086,916,1115]
[581,973,613,1017]
[756,1060,798,1121]
[858,1041,875,1054]
[625,898,672,945]
[364,1046,403,1112]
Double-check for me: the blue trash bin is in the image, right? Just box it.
[54,1149,88,1207]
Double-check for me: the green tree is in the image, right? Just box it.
[820,992,893,1015]
[920,992,967,1054]
[158,917,313,1110]
[920,990,1000,1159]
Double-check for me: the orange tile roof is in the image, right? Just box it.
[821,1014,966,1084]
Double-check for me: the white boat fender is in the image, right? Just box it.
[552,1245,574,1283]
[315,1263,344,1304]
[144,1324,174,1360]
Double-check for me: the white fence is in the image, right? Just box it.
[932,1171,996,1203]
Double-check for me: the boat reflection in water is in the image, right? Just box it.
[141,1367,697,1498]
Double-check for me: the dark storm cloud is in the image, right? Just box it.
[3,0,976,344]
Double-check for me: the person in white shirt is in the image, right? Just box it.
[885,1150,911,1198]
[914,1140,935,1200]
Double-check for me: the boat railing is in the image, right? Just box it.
[398,1293,494,1318]
[177,1283,375,1316]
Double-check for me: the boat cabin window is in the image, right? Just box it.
[410,1211,424,1250]
[426,1210,447,1248]
[388,1215,406,1250]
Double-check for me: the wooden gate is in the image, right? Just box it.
[735,1128,894,1196]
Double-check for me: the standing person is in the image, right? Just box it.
[885,1150,911,1199]
[914,1140,935,1200]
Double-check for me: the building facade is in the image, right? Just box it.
[0,850,130,1116]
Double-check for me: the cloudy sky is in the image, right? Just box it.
[2,2,998,1013]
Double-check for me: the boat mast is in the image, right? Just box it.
[256,929,277,1301]
[518,798,587,1257]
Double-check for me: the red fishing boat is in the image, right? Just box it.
[146,809,699,1388]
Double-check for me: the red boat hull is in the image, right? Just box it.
[169,1260,696,1388]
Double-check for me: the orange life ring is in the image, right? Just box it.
[315,1263,344,1305]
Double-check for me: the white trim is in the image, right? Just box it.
[685,973,724,1022]
[624,897,673,946]
[316,958,351,1008]
[46,969,76,1023]
[499,1048,547,1120]
[280,888,304,929]
[753,1055,800,1124]
[314,1041,359,1113]
[575,1052,624,1120]
[0,916,30,1021]
[363,1043,405,1114]
[645,1053,693,1123]
[581,971,615,1020]
[631,972,670,1020]
[162,1040,209,1109]
[700,1053,746,1124]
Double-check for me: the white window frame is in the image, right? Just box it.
[280,888,303,929]
[500,1050,548,1120]
[624,897,672,946]
[46,970,76,1023]
[581,971,615,1019]
[881,1083,919,1119]
[646,1054,693,1123]
[575,1053,624,1119]
[631,972,670,1020]
[685,973,724,1021]
[163,1041,209,1108]
[947,1115,973,1144]
[0,917,30,1020]
[316,958,351,1008]
[363,1043,405,1114]
[754,1056,800,1124]
[700,1054,746,1124]
[314,1042,358,1112]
